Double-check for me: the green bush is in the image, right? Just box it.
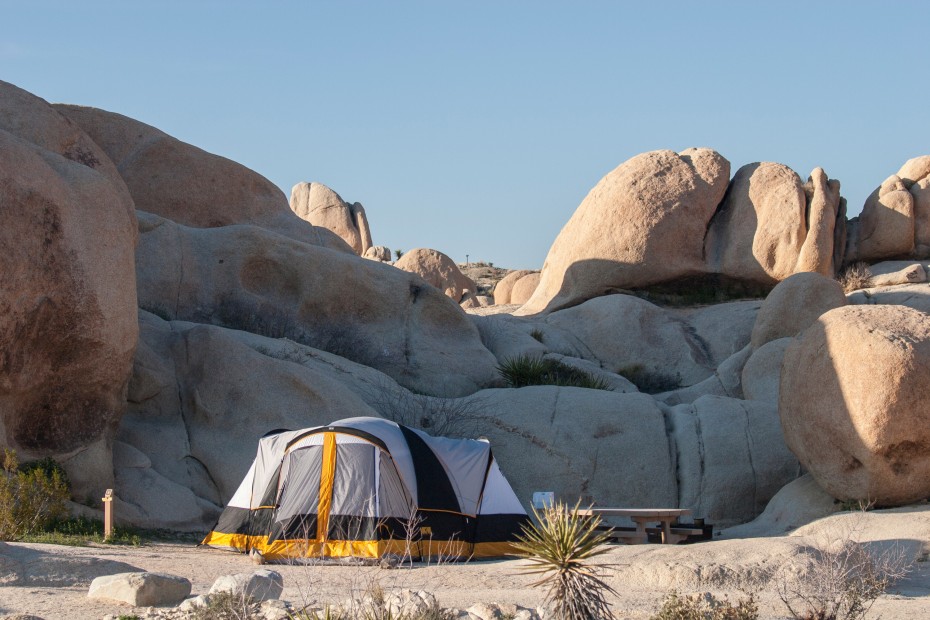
[0,449,69,540]
[650,591,758,620]
[513,500,617,620]
[498,355,611,391]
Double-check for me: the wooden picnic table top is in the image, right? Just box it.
[574,507,692,519]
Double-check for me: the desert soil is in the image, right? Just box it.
[2,507,930,619]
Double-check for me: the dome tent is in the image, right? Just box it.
[202,417,529,560]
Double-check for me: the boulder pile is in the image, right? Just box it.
[5,77,930,535]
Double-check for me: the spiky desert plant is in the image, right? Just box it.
[498,355,611,391]
[513,500,617,620]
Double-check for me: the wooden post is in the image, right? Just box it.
[102,489,114,540]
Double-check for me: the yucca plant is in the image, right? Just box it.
[513,500,617,620]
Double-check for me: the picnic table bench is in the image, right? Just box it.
[574,507,703,545]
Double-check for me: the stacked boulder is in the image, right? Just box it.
[845,156,930,262]
[518,148,848,315]
[289,181,373,255]
[494,270,540,305]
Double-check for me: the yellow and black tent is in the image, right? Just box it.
[201,417,529,560]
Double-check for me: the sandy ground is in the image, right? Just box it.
[2,508,930,619]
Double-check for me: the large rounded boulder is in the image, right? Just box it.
[779,305,930,505]
[289,182,373,255]
[0,84,138,495]
[53,104,351,253]
[517,148,730,314]
[750,272,847,348]
[393,248,477,304]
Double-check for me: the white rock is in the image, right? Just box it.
[87,572,191,607]
[178,595,211,611]
[466,602,502,620]
[259,599,292,620]
[209,569,283,602]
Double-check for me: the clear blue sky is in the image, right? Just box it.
[3,2,928,269]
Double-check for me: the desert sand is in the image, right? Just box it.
[2,507,929,620]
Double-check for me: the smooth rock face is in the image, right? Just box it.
[289,182,373,255]
[0,80,129,201]
[135,213,499,397]
[741,338,791,403]
[780,305,930,505]
[852,175,915,262]
[750,272,847,348]
[493,270,535,305]
[53,104,351,253]
[209,569,283,602]
[87,572,191,607]
[518,148,730,314]
[465,388,795,524]
[667,395,799,524]
[706,163,841,283]
[393,248,477,304]
[0,120,137,496]
[494,270,539,306]
[509,272,541,306]
[469,388,679,510]
[118,312,393,529]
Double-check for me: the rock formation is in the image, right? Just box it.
[364,245,392,262]
[466,388,797,525]
[0,82,138,497]
[393,248,478,304]
[493,270,538,305]
[9,77,930,537]
[289,182,373,255]
[780,305,930,505]
[120,311,396,529]
[705,164,843,283]
[508,272,541,305]
[135,213,498,397]
[53,104,350,253]
[849,175,915,262]
[845,155,930,262]
[517,148,731,314]
[750,272,847,348]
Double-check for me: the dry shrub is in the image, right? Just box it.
[837,262,872,293]
[777,532,912,620]
[0,449,69,540]
[650,591,759,620]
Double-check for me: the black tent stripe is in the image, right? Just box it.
[399,425,461,513]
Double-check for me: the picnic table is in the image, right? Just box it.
[574,507,699,545]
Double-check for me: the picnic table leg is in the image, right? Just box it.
[661,519,672,544]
